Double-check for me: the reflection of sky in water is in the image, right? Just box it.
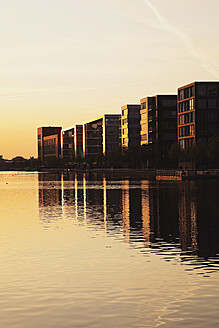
[38,172,219,277]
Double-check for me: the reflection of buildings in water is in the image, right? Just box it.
[83,174,87,225]
[151,180,219,261]
[122,180,130,242]
[103,178,107,232]
[83,178,104,229]
[38,173,62,207]
[129,187,142,231]
[178,181,198,254]
[148,182,159,242]
[38,173,63,225]
[61,173,76,222]
[38,172,76,225]
[195,181,219,258]
[149,182,179,244]
[121,180,145,243]
[78,175,123,233]
[106,183,122,228]
[141,181,150,247]
[75,174,78,223]
[38,173,219,265]
[74,173,84,224]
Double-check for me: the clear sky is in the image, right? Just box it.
[0,0,218,159]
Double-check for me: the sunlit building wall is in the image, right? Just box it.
[83,114,121,157]
[37,126,62,164]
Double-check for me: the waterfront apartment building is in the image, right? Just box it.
[61,125,83,161]
[121,104,141,149]
[61,127,75,161]
[37,127,62,164]
[74,125,83,159]
[83,114,121,158]
[178,82,219,149]
[140,95,177,166]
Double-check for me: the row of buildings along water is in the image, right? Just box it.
[37,81,219,167]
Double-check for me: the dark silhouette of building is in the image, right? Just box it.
[140,95,177,167]
[74,125,83,159]
[121,104,141,149]
[178,82,219,149]
[61,127,75,161]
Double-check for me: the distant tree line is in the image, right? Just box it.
[169,136,219,169]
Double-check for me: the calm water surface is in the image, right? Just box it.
[0,171,218,328]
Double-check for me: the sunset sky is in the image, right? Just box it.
[0,0,218,159]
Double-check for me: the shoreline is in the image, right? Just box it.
[1,167,219,180]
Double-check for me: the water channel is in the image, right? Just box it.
[0,172,218,327]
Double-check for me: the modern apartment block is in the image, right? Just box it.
[61,127,75,161]
[83,114,121,158]
[121,104,141,149]
[74,125,83,159]
[37,127,62,164]
[140,95,177,165]
[178,82,219,149]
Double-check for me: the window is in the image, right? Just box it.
[198,110,208,121]
[179,89,184,100]
[122,109,127,117]
[179,125,194,137]
[141,102,146,109]
[208,124,217,135]
[179,86,194,100]
[163,121,176,129]
[179,115,184,125]
[207,84,217,96]
[208,99,217,108]
[179,100,190,113]
[162,99,177,107]
[162,110,176,118]
[179,138,194,149]
[179,112,194,125]
[122,138,128,145]
[189,99,194,110]
[141,113,147,121]
[208,111,217,122]
[190,125,194,136]
[163,132,176,140]
[197,84,206,96]
[141,123,147,131]
[197,99,207,109]
[198,124,207,135]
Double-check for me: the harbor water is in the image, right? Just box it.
[0,171,218,328]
